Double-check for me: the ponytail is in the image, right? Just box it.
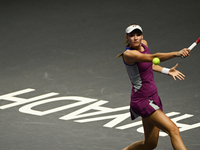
[117,53,123,58]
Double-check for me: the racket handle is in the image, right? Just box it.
[188,42,197,51]
[181,42,197,58]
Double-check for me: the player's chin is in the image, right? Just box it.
[131,43,140,47]
[133,42,139,45]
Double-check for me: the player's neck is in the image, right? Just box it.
[131,44,144,52]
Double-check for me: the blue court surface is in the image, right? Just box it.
[0,1,200,150]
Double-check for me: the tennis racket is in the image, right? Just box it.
[181,37,200,58]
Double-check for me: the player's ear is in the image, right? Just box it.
[126,35,128,40]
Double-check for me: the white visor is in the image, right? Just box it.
[125,25,143,34]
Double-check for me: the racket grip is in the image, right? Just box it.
[188,42,197,50]
[181,42,197,58]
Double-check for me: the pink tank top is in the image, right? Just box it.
[123,43,157,98]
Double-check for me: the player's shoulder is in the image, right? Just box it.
[124,49,140,58]
[142,39,148,47]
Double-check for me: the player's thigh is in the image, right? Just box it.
[142,117,159,148]
[146,109,178,135]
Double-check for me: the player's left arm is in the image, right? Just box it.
[152,63,185,81]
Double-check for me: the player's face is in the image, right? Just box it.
[126,30,143,48]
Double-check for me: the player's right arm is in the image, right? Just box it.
[123,48,190,66]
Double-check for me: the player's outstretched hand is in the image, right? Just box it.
[168,63,185,81]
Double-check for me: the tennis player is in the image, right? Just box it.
[118,24,190,150]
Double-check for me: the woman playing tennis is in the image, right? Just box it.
[118,24,190,150]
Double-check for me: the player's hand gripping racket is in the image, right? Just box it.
[181,37,200,58]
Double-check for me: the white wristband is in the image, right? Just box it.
[161,67,170,75]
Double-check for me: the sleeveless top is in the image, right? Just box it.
[123,43,157,98]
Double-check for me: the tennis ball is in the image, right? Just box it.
[152,57,160,65]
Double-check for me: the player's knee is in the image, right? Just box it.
[145,140,158,149]
[148,143,157,149]
[168,124,180,137]
[152,142,158,149]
